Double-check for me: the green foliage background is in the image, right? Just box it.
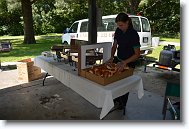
[0,0,180,38]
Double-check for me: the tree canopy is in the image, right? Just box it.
[139,0,180,36]
[0,0,180,39]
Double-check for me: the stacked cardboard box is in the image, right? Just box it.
[17,58,42,82]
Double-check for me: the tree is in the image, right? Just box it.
[32,0,56,34]
[0,0,8,14]
[0,0,180,38]
[0,0,23,36]
[128,0,141,14]
[139,0,180,36]
[21,0,38,44]
[96,0,142,15]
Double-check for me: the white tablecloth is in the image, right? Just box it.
[34,56,144,119]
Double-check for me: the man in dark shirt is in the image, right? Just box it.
[107,13,141,111]
[114,26,141,68]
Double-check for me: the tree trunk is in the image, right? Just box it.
[21,0,36,44]
[129,0,141,14]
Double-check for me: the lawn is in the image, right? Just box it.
[0,33,180,63]
[160,38,180,43]
[146,45,180,69]
[147,45,180,61]
[150,37,180,62]
[0,33,62,62]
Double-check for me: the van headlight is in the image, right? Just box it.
[143,37,148,43]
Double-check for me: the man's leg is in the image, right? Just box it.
[113,92,129,110]
[120,92,129,108]
[113,57,130,109]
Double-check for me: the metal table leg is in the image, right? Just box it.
[43,73,49,86]
[140,55,148,73]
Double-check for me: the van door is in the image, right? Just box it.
[79,21,88,41]
[62,22,79,44]
[130,17,151,51]
[97,18,116,43]
[140,17,151,50]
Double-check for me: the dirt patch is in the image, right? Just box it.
[134,65,180,97]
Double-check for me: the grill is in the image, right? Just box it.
[0,41,12,52]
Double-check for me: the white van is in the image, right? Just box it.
[62,14,152,55]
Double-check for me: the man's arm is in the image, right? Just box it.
[111,41,117,59]
[104,41,117,63]
[122,47,140,65]
[116,47,140,71]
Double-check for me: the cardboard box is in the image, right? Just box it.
[80,65,134,86]
[17,58,42,82]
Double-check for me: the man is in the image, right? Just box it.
[107,12,141,110]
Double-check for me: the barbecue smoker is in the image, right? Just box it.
[0,41,12,52]
[153,44,180,71]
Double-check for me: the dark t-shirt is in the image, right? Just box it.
[114,27,140,60]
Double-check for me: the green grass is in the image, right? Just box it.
[0,34,180,63]
[160,38,180,43]
[0,33,62,62]
[147,45,180,61]
[147,45,180,69]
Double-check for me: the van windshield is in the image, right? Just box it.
[69,22,79,33]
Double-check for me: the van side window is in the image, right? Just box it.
[97,25,106,31]
[130,17,141,32]
[141,18,150,32]
[69,22,79,33]
[101,18,116,31]
[107,22,116,31]
[80,21,88,32]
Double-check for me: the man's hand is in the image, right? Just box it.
[116,61,127,72]
[105,57,114,64]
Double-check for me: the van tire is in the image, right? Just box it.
[63,41,68,45]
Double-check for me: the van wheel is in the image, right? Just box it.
[63,41,68,45]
